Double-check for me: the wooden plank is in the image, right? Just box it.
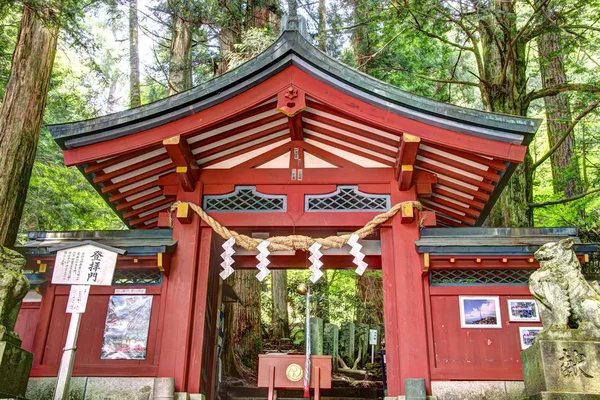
[288,113,304,140]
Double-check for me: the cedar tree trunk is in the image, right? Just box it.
[0,5,59,247]
[271,270,289,338]
[318,0,326,51]
[537,11,582,197]
[168,9,192,95]
[129,0,141,107]
[476,1,532,227]
[222,270,262,377]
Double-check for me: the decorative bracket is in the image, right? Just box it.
[277,86,306,117]
[163,135,200,192]
[395,133,421,191]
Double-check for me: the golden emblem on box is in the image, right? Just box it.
[285,363,303,382]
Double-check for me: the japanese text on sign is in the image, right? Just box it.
[52,245,118,286]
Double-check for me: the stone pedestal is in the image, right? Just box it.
[522,335,600,399]
[0,332,33,399]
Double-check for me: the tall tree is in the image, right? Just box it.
[129,0,141,107]
[222,271,263,377]
[399,0,600,226]
[318,0,326,51]
[536,4,582,197]
[0,4,60,247]
[168,0,193,95]
[271,270,289,338]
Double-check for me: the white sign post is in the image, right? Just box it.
[51,243,120,400]
[369,329,378,365]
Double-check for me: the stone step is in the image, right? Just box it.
[219,387,381,400]
[220,387,379,398]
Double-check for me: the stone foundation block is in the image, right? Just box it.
[26,377,87,400]
[522,339,600,397]
[0,340,33,398]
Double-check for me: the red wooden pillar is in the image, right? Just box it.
[157,182,204,391]
[187,226,214,394]
[381,187,431,396]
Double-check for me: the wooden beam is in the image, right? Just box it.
[395,133,421,190]
[163,135,200,192]
[176,202,193,224]
[289,113,304,140]
[398,165,414,191]
[420,211,437,227]
[157,211,171,228]
[414,170,437,197]
[400,201,415,224]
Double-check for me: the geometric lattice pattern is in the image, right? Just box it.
[112,269,162,285]
[305,186,390,212]
[430,269,532,286]
[203,186,286,212]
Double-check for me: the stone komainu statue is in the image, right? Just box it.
[531,238,600,333]
[0,246,29,334]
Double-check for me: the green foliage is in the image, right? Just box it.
[225,27,276,70]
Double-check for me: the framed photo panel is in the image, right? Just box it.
[459,296,502,328]
[507,299,540,322]
[519,327,543,350]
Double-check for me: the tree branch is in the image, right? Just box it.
[531,98,600,170]
[529,187,600,208]
[526,83,600,104]
[414,74,480,87]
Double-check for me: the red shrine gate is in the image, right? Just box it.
[17,24,589,400]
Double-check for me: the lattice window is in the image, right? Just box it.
[430,269,532,286]
[305,186,390,212]
[112,269,162,285]
[203,186,286,212]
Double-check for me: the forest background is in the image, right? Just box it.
[1,0,600,376]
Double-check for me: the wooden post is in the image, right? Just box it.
[381,187,431,396]
[157,182,204,391]
[268,365,276,400]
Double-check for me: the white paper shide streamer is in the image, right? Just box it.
[308,242,324,283]
[256,240,271,281]
[220,237,236,280]
[348,234,368,276]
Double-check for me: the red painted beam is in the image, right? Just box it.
[291,67,527,162]
[289,113,304,140]
[303,108,400,148]
[395,133,420,183]
[63,69,293,166]
[304,132,394,167]
[419,149,500,182]
[101,164,174,194]
[416,160,495,192]
[304,122,397,158]
[164,135,200,192]
[188,113,284,152]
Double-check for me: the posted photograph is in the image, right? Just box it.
[507,299,540,322]
[459,296,502,328]
[519,327,543,350]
